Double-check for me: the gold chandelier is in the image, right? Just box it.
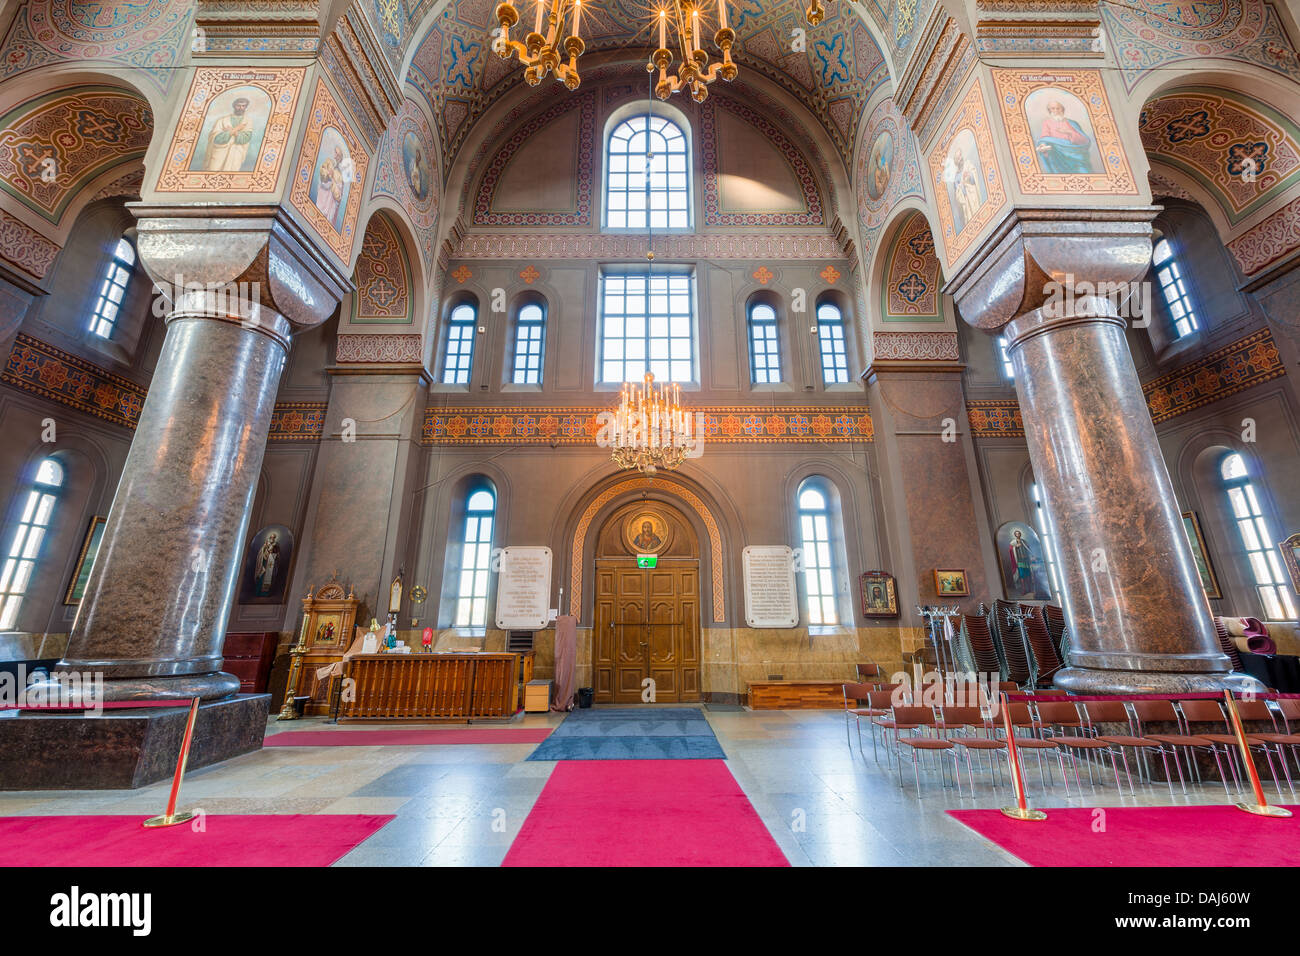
[650,1,737,103]
[608,372,692,477]
[492,0,587,90]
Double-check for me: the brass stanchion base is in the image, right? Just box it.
[1000,807,1048,821]
[1235,803,1292,818]
[142,810,197,828]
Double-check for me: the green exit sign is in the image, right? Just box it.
[637,554,658,569]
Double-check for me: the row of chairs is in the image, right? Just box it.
[842,680,1300,799]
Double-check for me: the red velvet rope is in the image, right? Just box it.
[1003,691,1300,701]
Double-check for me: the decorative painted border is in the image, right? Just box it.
[873,331,958,361]
[422,405,873,445]
[1227,194,1300,276]
[0,210,60,279]
[992,68,1138,196]
[289,78,371,263]
[928,78,1007,267]
[700,97,824,226]
[882,214,942,320]
[268,402,327,441]
[155,67,304,193]
[336,333,422,363]
[352,215,411,324]
[472,91,594,226]
[452,233,845,260]
[2,333,144,428]
[1143,328,1286,424]
[570,476,725,623]
[966,399,1024,438]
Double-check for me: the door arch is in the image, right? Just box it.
[592,500,701,704]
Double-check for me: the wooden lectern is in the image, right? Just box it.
[285,578,361,716]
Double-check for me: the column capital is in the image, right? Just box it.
[946,206,1160,333]
[130,205,351,334]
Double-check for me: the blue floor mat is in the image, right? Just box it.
[528,706,726,761]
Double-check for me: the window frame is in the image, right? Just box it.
[440,298,479,386]
[452,481,496,631]
[602,108,693,233]
[1219,452,1296,620]
[0,456,65,631]
[597,267,697,385]
[815,298,850,385]
[747,298,782,385]
[510,298,547,386]
[89,238,135,340]
[796,477,845,628]
[1152,237,1200,341]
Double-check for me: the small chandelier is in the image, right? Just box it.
[493,0,586,90]
[608,372,692,477]
[650,1,737,103]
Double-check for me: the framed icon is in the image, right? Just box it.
[860,571,898,618]
[64,516,106,605]
[934,568,969,597]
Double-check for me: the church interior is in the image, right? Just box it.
[1,0,1300,876]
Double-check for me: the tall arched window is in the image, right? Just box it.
[454,484,496,628]
[997,336,1014,379]
[1220,453,1295,619]
[1030,481,1063,602]
[797,479,841,626]
[747,301,781,384]
[816,300,849,384]
[441,301,477,385]
[0,457,64,630]
[605,114,690,230]
[512,302,546,385]
[90,238,135,339]
[1153,238,1199,339]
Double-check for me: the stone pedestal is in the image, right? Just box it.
[0,695,269,790]
[950,209,1259,694]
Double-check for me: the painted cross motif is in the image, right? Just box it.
[896,273,927,302]
[452,265,472,283]
[519,265,540,284]
[820,265,841,284]
[753,266,774,285]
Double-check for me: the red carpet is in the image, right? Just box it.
[265,728,552,747]
[502,759,788,866]
[0,814,393,867]
[949,805,1300,866]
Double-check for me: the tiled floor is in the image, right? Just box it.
[0,706,1270,866]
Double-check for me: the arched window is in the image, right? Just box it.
[1030,481,1063,602]
[441,301,477,385]
[605,114,690,230]
[90,238,135,339]
[0,457,64,630]
[1153,238,1199,339]
[997,336,1014,379]
[816,300,849,384]
[747,301,781,384]
[454,484,496,628]
[599,271,694,383]
[1220,453,1295,619]
[797,479,841,626]
[512,302,546,385]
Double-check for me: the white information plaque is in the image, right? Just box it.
[495,546,553,630]
[742,545,799,629]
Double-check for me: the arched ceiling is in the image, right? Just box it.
[404,0,889,176]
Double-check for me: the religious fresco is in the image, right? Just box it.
[0,86,152,226]
[351,214,412,324]
[993,69,1137,196]
[371,97,438,271]
[1101,0,1300,93]
[238,524,295,605]
[865,130,893,202]
[0,0,194,91]
[881,213,941,322]
[857,98,924,253]
[1140,87,1300,227]
[155,68,304,193]
[928,80,1006,266]
[289,79,370,263]
[996,522,1053,602]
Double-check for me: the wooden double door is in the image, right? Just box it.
[593,560,701,704]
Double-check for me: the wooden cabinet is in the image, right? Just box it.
[222,632,278,693]
[285,578,361,716]
[340,653,520,721]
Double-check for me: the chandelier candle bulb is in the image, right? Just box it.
[572,0,581,37]
[719,0,727,30]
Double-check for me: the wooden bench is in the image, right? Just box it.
[747,679,849,710]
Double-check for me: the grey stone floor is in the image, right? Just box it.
[0,706,1273,866]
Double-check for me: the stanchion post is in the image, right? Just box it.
[1224,690,1292,818]
[999,692,1046,821]
[142,697,201,828]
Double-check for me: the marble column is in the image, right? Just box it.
[50,213,346,700]
[951,209,1256,693]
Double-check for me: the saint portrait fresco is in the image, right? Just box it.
[238,524,294,604]
[403,129,430,202]
[190,86,272,174]
[942,128,986,234]
[1024,88,1101,176]
[865,130,893,201]
[995,522,1052,602]
[309,127,352,233]
[623,510,670,554]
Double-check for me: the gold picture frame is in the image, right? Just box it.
[934,568,969,597]
[1181,511,1222,600]
[1280,532,1300,597]
[63,515,106,605]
